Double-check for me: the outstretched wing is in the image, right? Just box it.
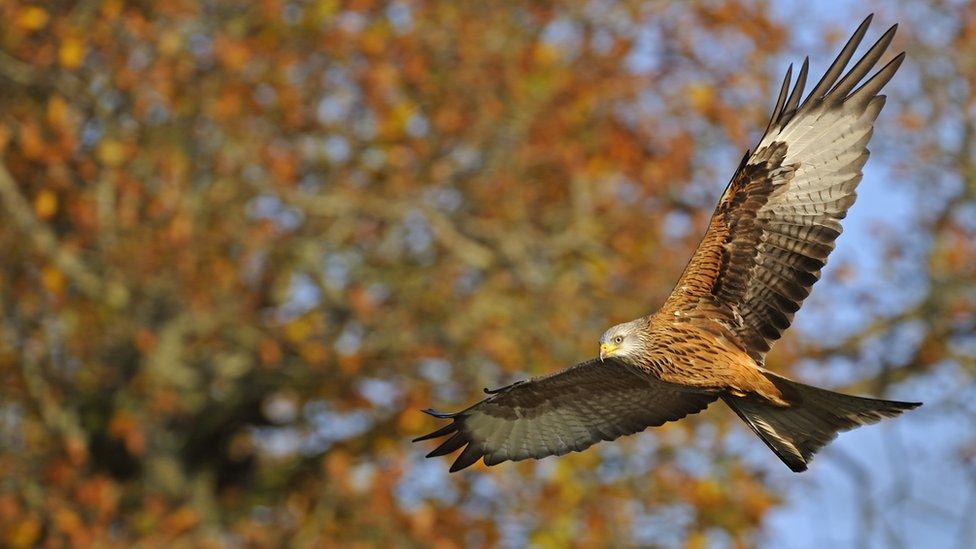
[662,15,904,362]
[413,358,716,472]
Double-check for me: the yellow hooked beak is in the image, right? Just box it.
[599,342,617,362]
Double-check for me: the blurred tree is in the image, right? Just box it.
[0,0,969,547]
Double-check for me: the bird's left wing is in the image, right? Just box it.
[414,357,716,472]
[661,16,904,362]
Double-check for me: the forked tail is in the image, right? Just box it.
[723,371,921,472]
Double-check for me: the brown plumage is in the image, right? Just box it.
[415,15,921,473]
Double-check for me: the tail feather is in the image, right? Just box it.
[723,372,921,472]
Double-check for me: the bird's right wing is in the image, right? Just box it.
[414,358,716,472]
[661,16,904,362]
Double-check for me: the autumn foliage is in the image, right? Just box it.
[0,1,970,546]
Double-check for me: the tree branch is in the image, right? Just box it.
[0,160,103,298]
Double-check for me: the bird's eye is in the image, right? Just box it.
[613,336,624,344]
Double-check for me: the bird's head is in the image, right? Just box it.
[599,319,643,362]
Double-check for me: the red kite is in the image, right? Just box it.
[416,15,920,473]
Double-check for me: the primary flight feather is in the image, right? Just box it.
[415,15,920,473]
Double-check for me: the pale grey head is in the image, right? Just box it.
[598,318,645,362]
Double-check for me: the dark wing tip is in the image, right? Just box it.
[850,51,905,103]
[788,459,810,473]
[782,57,809,117]
[825,20,900,103]
[449,443,485,473]
[414,408,484,470]
[802,13,876,108]
[412,421,459,442]
[763,64,792,136]
[426,431,467,457]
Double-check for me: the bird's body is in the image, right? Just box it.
[415,15,921,473]
[605,315,782,401]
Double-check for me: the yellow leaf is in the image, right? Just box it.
[41,265,65,295]
[398,408,425,433]
[686,531,708,549]
[284,317,312,343]
[6,516,41,548]
[34,190,57,220]
[533,43,559,65]
[58,38,85,69]
[158,30,183,56]
[97,139,126,166]
[16,7,48,31]
[380,101,415,137]
[691,479,722,508]
[315,0,340,21]
[687,83,714,112]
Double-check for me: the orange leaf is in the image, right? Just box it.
[16,7,48,31]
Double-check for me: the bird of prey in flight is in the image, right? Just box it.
[414,15,920,473]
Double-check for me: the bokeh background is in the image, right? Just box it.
[0,0,973,547]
